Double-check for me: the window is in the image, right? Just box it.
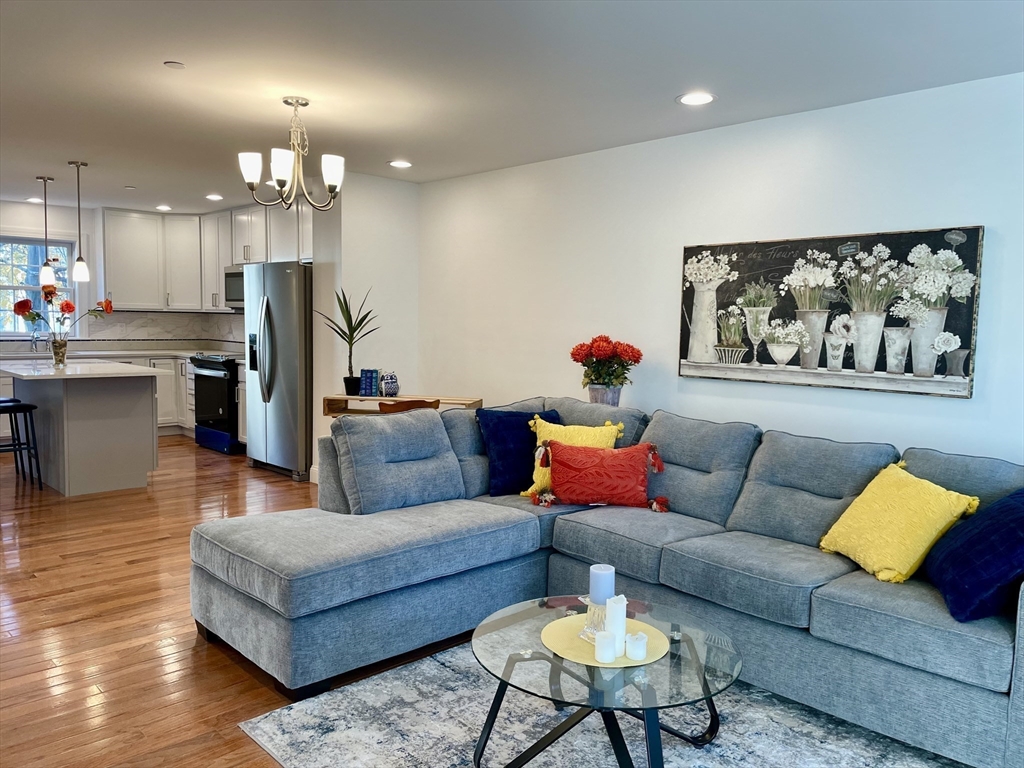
[0,236,76,336]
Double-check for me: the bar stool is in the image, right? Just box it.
[0,401,42,490]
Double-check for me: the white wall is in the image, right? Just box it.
[311,172,420,480]
[419,74,1024,463]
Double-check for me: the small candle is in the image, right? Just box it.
[595,631,616,664]
[625,632,648,661]
[606,595,627,657]
[589,564,615,606]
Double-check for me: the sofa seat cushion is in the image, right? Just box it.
[811,571,1016,692]
[331,408,465,515]
[552,507,724,584]
[660,531,857,627]
[474,494,587,548]
[190,501,539,619]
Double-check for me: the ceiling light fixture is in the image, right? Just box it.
[25,197,43,203]
[205,194,223,201]
[124,185,136,190]
[69,161,90,282]
[238,97,344,211]
[36,175,56,285]
[677,91,715,106]
[388,160,412,169]
[156,205,172,211]
[163,61,186,69]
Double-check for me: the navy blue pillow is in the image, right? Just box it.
[925,487,1024,622]
[476,409,560,496]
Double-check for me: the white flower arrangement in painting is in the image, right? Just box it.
[716,305,746,347]
[781,250,838,310]
[889,295,930,326]
[897,244,976,308]
[829,313,858,342]
[838,244,904,312]
[763,318,811,352]
[684,251,739,288]
[931,332,961,355]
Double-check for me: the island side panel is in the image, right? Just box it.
[12,378,69,494]
[64,376,158,496]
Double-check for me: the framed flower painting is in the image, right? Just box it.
[678,226,983,398]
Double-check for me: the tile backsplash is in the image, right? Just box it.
[87,311,246,342]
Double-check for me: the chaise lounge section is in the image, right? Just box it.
[190,398,1023,767]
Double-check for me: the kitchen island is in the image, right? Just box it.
[0,361,171,496]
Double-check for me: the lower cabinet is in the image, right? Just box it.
[237,380,247,444]
[176,360,196,430]
[0,376,12,439]
[150,358,179,426]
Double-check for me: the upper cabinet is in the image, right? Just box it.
[163,215,203,310]
[201,212,233,311]
[268,205,299,262]
[104,210,164,309]
[232,206,267,264]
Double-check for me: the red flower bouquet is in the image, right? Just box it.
[569,335,643,388]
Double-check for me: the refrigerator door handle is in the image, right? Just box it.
[256,295,270,404]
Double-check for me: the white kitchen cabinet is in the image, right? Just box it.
[268,205,299,262]
[150,358,179,426]
[232,206,267,264]
[104,210,164,309]
[0,376,12,439]
[201,212,233,310]
[175,359,188,425]
[237,379,247,444]
[298,198,313,263]
[163,216,203,310]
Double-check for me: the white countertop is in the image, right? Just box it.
[0,361,173,380]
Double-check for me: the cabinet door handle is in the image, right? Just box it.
[166,292,171,307]
[213,292,219,307]
[180,361,185,376]
[244,244,250,262]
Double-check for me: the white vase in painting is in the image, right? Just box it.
[850,311,886,374]
[882,327,913,375]
[910,307,948,378]
[767,343,799,368]
[823,333,846,372]
[795,309,828,370]
[742,306,772,367]
[687,279,725,364]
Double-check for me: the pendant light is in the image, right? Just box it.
[69,161,90,282]
[36,175,55,285]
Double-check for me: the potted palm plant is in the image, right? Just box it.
[315,287,379,396]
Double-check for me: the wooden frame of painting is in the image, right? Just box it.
[678,226,983,398]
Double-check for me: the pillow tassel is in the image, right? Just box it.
[536,441,551,468]
[649,496,669,513]
[649,445,665,473]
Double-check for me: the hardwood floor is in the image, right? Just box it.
[0,436,317,767]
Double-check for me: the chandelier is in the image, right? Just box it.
[238,97,344,211]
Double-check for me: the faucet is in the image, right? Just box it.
[30,331,50,353]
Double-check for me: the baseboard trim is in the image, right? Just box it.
[310,463,319,485]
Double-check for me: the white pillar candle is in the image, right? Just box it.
[589,564,615,606]
[606,594,628,657]
[625,632,648,661]
[594,631,616,664]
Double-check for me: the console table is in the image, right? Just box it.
[323,394,483,417]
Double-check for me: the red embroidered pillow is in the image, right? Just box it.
[548,441,664,508]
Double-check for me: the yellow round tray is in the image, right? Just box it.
[540,613,669,668]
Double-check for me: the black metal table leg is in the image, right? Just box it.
[642,708,665,768]
[548,652,566,711]
[601,711,636,768]
[504,707,592,768]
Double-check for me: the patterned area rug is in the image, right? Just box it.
[240,644,966,768]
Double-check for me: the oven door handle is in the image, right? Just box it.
[256,295,271,404]
[193,368,230,379]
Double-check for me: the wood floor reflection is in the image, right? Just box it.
[0,435,316,767]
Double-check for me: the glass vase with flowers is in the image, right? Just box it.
[14,293,113,368]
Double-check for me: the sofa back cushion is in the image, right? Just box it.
[317,435,351,514]
[331,408,466,515]
[543,396,650,447]
[441,397,547,498]
[726,431,899,547]
[901,448,1023,511]
[641,411,762,525]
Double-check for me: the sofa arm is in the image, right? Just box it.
[1008,582,1024,768]
[317,436,351,514]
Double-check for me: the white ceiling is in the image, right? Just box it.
[1,0,1021,214]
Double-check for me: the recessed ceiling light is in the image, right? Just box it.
[677,91,715,106]
[124,185,137,190]
[163,61,186,70]
[205,194,223,201]
[25,197,44,203]
[156,205,172,211]
[388,160,412,169]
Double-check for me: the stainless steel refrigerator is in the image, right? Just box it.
[244,261,313,481]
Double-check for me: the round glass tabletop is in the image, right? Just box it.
[471,596,742,712]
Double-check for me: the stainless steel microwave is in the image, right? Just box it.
[224,265,245,309]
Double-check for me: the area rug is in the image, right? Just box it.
[240,643,966,768]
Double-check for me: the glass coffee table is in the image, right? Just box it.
[471,596,742,768]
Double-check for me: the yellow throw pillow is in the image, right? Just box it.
[820,462,979,583]
[521,417,623,497]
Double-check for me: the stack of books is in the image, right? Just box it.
[359,369,382,397]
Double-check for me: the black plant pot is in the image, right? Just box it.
[343,376,361,396]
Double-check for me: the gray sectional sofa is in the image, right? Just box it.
[190,396,1024,768]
